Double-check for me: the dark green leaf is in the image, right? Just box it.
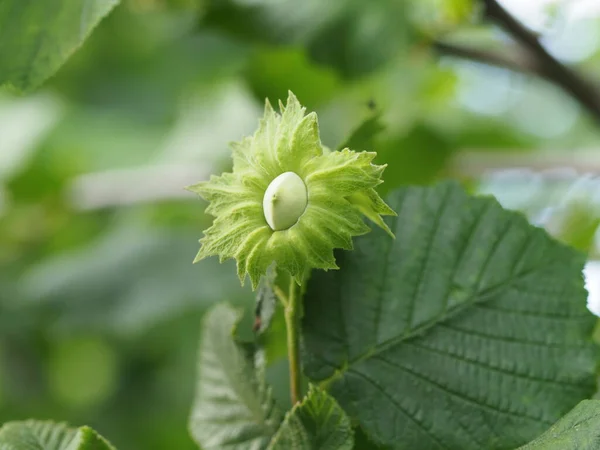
[203,0,412,78]
[0,0,119,91]
[268,386,353,450]
[246,47,340,110]
[376,124,456,193]
[518,400,600,450]
[353,428,389,450]
[189,304,281,450]
[303,181,597,450]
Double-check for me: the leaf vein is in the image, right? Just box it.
[347,369,451,450]
[373,356,554,426]
[406,340,591,390]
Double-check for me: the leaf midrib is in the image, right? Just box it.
[325,259,566,384]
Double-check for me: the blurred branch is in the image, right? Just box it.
[68,164,211,210]
[483,0,600,123]
[436,0,600,126]
[433,41,540,76]
[449,151,600,179]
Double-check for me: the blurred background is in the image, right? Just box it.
[2,0,600,448]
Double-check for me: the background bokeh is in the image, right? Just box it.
[2,0,600,448]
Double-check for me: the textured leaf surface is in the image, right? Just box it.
[0,0,119,91]
[0,421,114,450]
[0,422,75,450]
[189,304,281,450]
[302,181,598,450]
[268,386,353,450]
[518,400,600,450]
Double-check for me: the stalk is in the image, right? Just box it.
[284,277,301,404]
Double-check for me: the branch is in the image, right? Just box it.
[433,41,541,77]
[482,0,600,125]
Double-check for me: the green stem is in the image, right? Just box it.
[285,277,302,405]
[273,284,289,308]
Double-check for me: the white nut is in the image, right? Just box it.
[263,172,308,231]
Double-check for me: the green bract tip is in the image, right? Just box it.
[188,92,396,289]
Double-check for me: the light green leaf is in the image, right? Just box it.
[518,400,600,450]
[302,181,598,450]
[0,422,75,450]
[268,386,353,450]
[64,427,115,450]
[189,304,281,450]
[0,421,114,450]
[0,0,120,91]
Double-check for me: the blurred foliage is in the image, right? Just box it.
[0,0,119,91]
[1,0,600,448]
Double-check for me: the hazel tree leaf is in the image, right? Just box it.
[352,428,388,450]
[0,421,115,450]
[302,181,598,450]
[267,386,353,450]
[0,0,120,92]
[517,400,600,450]
[0,422,75,450]
[189,303,281,450]
[64,427,115,450]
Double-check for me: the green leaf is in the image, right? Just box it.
[64,427,115,450]
[0,0,120,91]
[376,123,456,193]
[0,421,114,450]
[267,386,353,450]
[246,47,340,110]
[517,400,600,449]
[189,303,281,450]
[352,428,388,450]
[302,181,598,450]
[336,111,385,152]
[0,422,75,450]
